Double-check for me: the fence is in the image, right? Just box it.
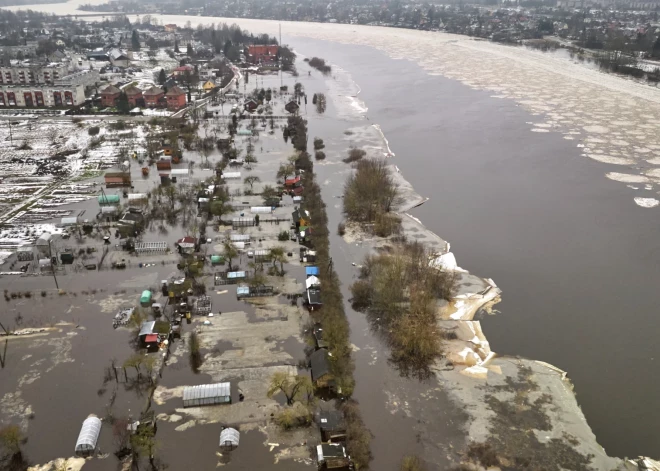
[135,242,168,253]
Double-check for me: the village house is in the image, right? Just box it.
[124,85,143,107]
[173,65,193,77]
[164,24,178,32]
[285,100,300,114]
[165,85,186,110]
[316,443,350,469]
[100,84,121,107]
[318,410,346,443]
[245,44,279,64]
[202,78,216,91]
[310,347,333,388]
[109,49,130,68]
[142,85,165,107]
[244,99,258,112]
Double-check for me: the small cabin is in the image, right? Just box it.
[316,443,350,469]
[310,348,333,388]
[319,410,346,443]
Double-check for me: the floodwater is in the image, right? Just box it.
[2,1,660,463]
[291,38,660,458]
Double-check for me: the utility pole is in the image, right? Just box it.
[7,120,12,145]
[48,238,59,290]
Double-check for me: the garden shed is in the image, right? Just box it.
[219,427,240,451]
[183,383,231,407]
[74,415,102,457]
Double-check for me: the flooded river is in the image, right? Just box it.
[3,1,660,463]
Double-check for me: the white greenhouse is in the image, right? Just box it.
[74,415,102,457]
[219,427,240,451]
[183,382,231,408]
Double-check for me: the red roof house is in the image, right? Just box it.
[165,86,186,110]
[142,86,165,108]
[100,84,121,107]
[246,45,279,64]
[173,65,193,76]
[124,85,143,107]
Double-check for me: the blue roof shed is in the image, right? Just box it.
[305,266,320,277]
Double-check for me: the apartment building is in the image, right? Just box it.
[0,62,70,86]
[0,83,85,107]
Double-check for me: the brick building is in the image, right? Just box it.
[245,45,279,64]
[165,86,186,110]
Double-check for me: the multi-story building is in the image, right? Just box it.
[55,69,100,89]
[0,62,70,86]
[0,83,85,107]
[0,43,38,59]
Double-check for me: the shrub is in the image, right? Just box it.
[343,147,366,164]
[88,126,100,136]
[308,57,332,74]
[315,151,326,160]
[17,141,32,150]
[313,137,325,150]
[467,443,500,468]
[349,280,372,311]
[277,230,289,241]
[274,404,312,430]
[401,455,426,471]
[108,120,128,131]
[373,212,401,237]
[337,221,346,236]
[343,158,399,224]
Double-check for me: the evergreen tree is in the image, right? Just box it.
[174,38,180,53]
[131,30,140,51]
[116,91,130,114]
[158,68,166,85]
[187,43,194,56]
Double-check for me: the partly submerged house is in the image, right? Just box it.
[318,410,346,443]
[306,288,322,309]
[175,236,198,254]
[285,100,300,114]
[310,348,333,388]
[316,443,350,469]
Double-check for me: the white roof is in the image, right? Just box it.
[61,217,78,225]
[183,383,231,401]
[128,193,147,200]
[219,427,240,448]
[305,275,320,289]
[75,416,102,453]
[36,232,52,244]
[230,234,250,242]
[222,172,241,179]
[250,206,273,214]
[170,168,189,175]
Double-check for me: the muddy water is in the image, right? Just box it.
[290,38,660,458]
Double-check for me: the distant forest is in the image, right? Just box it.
[0,0,60,6]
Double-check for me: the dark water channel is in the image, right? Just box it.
[289,37,660,459]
